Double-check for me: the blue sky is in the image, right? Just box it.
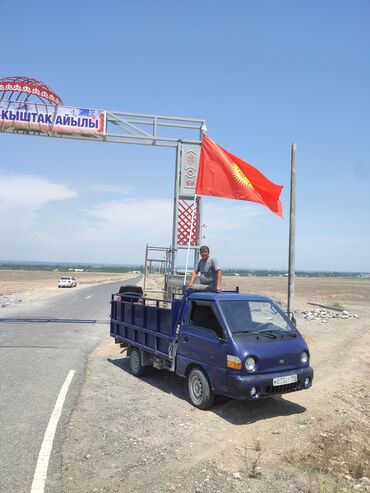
[1,0,369,271]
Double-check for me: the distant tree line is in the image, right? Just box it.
[221,268,369,278]
[0,262,143,274]
[0,262,368,278]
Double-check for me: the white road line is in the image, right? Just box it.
[30,370,75,493]
[86,295,93,300]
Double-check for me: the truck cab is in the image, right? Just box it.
[175,291,313,408]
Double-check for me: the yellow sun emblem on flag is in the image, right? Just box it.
[232,163,254,189]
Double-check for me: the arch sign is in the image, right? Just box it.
[0,101,106,137]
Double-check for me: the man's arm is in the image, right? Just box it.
[212,258,222,292]
[216,269,222,292]
[189,270,197,289]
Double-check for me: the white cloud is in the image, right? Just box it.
[0,174,77,258]
[0,181,289,267]
[29,231,50,242]
[0,174,77,212]
[80,198,172,232]
[202,200,265,233]
[199,199,287,269]
[88,184,131,194]
[75,199,263,248]
[69,199,173,262]
[67,198,267,264]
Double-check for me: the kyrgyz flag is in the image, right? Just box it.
[196,135,283,217]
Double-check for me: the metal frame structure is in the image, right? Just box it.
[105,111,205,147]
[0,104,205,148]
[143,244,175,294]
[0,76,63,105]
[0,78,205,272]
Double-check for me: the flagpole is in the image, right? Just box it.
[183,194,197,287]
[287,143,296,323]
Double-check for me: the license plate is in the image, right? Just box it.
[273,374,297,386]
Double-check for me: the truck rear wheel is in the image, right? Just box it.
[187,368,214,409]
[129,347,147,377]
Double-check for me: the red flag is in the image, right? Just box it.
[196,135,283,217]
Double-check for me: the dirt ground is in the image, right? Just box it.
[60,274,369,493]
[221,275,369,313]
[1,271,369,492]
[0,269,137,308]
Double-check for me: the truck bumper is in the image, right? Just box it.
[226,366,314,400]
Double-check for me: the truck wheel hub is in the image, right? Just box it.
[192,377,203,399]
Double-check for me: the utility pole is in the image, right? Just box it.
[287,143,297,323]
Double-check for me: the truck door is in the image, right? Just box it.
[178,300,229,394]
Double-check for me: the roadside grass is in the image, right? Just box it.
[248,440,263,478]
[254,439,262,452]
[286,425,370,491]
[297,416,312,426]
[332,302,345,309]
[240,441,263,479]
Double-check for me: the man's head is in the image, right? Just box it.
[200,245,210,260]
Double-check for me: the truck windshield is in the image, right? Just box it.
[219,300,292,334]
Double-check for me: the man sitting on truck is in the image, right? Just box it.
[189,245,222,292]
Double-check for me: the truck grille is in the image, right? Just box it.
[265,382,300,394]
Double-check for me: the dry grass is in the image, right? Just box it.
[287,424,370,491]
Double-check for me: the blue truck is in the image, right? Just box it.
[110,286,313,409]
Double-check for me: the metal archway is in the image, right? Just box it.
[0,76,205,272]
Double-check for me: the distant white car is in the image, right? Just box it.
[58,276,77,288]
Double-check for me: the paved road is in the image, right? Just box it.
[0,276,141,493]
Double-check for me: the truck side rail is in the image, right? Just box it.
[110,294,182,360]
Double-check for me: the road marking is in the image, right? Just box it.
[86,295,93,300]
[30,370,75,493]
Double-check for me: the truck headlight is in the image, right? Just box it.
[245,357,256,371]
[300,351,309,364]
[227,355,242,370]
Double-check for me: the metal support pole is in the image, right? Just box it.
[144,243,148,292]
[193,197,203,270]
[287,143,297,323]
[171,143,181,273]
[193,248,198,271]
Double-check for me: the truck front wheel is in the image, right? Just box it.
[129,347,147,377]
[187,368,214,409]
